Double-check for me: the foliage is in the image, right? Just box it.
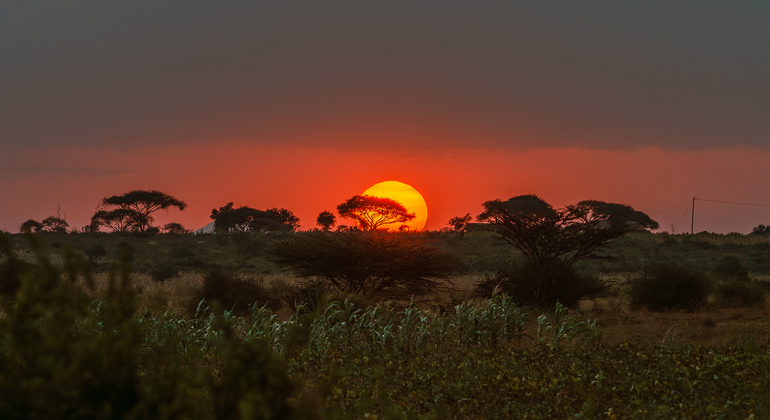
[19,219,43,233]
[715,280,767,308]
[446,213,472,232]
[751,224,770,235]
[90,208,139,232]
[628,262,713,311]
[41,215,70,233]
[336,195,416,231]
[96,189,187,233]
[475,260,606,308]
[162,222,190,234]
[316,211,336,231]
[187,270,282,316]
[478,195,635,307]
[211,202,300,232]
[0,233,312,419]
[577,199,659,231]
[269,231,455,298]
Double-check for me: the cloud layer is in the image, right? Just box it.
[2,2,768,152]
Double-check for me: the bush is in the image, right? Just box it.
[716,280,767,308]
[712,255,747,278]
[188,270,281,316]
[474,259,605,308]
[269,231,456,299]
[0,258,25,297]
[628,263,713,311]
[84,244,107,261]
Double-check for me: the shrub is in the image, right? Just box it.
[269,231,456,299]
[715,280,767,308]
[188,270,280,316]
[474,259,605,308]
[148,263,180,282]
[84,244,107,261]
[0,258,26,297]
[712,255,747,279]
[628,263,713,311]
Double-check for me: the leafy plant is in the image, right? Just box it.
[269,231,456,299]
[628,262,713,311]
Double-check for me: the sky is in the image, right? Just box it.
[2,2,769,233]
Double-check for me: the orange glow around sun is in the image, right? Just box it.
[362,180,428,231]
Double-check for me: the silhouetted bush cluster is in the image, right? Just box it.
[628,262,713,311]
[188,270,281,316]
[269,231,456,299]
[715,280,767,308]
[474,259,606,308]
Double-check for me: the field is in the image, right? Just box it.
[1,231,770,419]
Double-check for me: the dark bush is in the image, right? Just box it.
[716,280,766,308]
[84,244,107,261]
[269,231,456,299]
[474,259,605,308]
[148,264,180,282]
[0,258,26,296]
[628,263,713,311]
[712,255,747,278]
[188,271,280,316]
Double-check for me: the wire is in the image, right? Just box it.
[648,199,692,215]
[695,198,770,207]
[673,202,692,234]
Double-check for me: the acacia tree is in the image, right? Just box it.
[446,213,472,232]
[97,190,187,232]
[336,195,415,231]
[316,211,336,231]
[210,203,299,232]
[90,208,140,232]
[577,200,659,231]
[478,195,645,306]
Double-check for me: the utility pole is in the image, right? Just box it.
[691,197,695,234]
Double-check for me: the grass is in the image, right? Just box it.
[3,231,770,418]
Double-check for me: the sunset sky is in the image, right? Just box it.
[2,2,769,233]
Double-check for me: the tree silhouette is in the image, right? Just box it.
[577,200,659,231]
[316,211,336,231]
[162,222,190,234]
[210,203,299,232]
[19,219,43,234]
[90,208,140,232]
[478,195,642,306]
[446,213,472,231]
[40,216,69,233]
[337,195,415,231]
[98,190,187,232]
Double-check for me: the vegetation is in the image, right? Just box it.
[337,195,416,231]
[2,229,770,418]
[210,203,300,232]
[445,213,472,232]
[269,231,455,299]
[477,195,651,307]
[316,211,336,231]
[92,189,187,233]
[628,262,713,311]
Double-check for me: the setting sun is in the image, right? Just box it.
[362,181,428,231]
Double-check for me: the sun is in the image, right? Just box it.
[363,181,428,231]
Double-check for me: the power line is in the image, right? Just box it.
[648,199,692,216]
[695,198,770,207]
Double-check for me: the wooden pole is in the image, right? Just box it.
[691,197,695,234]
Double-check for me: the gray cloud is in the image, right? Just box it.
[1,1,768,152]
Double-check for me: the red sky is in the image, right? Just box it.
[3,144,770,234]
[2,3,769,234]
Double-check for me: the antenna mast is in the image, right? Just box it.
[691,197,695,234]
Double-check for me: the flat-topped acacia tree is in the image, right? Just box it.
[94,190,187,233]
[337,195,415,231]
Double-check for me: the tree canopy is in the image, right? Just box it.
[577,200,659,231]
[95,190,187,232]
[316,211,336,231]
[336,195,416,231]
[478,195,646,306]
[210,203,300,232]
[446,213,472,232]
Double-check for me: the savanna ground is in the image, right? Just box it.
[2,230,770,418]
